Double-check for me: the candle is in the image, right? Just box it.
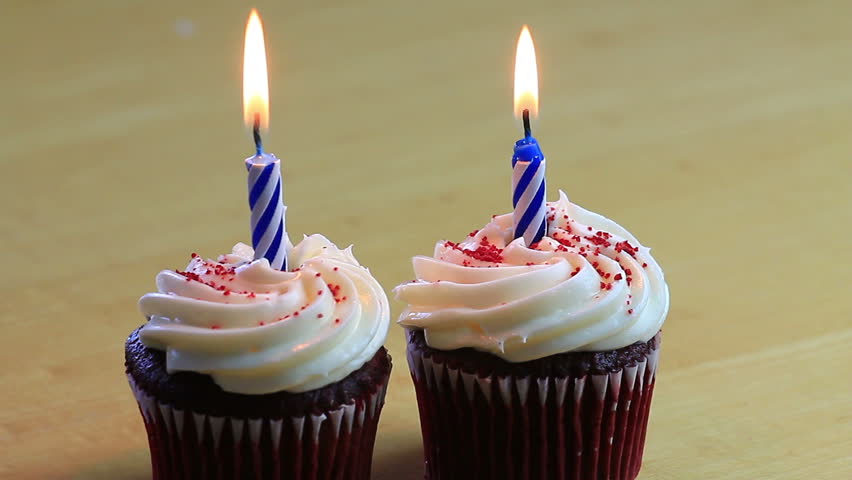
[511,25,547,247]
[243,9,290,270]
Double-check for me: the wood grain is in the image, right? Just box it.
[1,0,850,478]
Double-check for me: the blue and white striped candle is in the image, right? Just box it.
[512,135,547,246]
[511,25,547,246]
[243,10,289,270]
[246,153,289,270]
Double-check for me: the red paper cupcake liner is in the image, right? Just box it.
[128,375,388,480]
[407,332,661,480]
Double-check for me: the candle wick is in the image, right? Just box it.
[522,109,532,138]
[253,113,264,156]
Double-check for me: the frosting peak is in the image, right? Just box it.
[394,191,669,362]
[138,235,390,394]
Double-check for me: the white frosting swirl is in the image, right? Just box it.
[395,191,669,362]
[138,235,390,394]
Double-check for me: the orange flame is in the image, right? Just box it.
[513,25,539,118]
[243,9,269,129]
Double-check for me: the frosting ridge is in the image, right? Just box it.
[138,235,389,394]
[394,191,669,362]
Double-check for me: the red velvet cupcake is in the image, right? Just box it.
[395,192,669,480]
[127,237,391,479]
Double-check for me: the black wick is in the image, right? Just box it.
[253,113,264,156]
[522,108,532,138]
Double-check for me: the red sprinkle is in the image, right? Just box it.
[259,321,265,326]
[642,262,648,268]
[554,234,574,249]
[585,235,612,247]
[614,273,623,281]
[293,311,300,316]
[210,325,221,330]
[190,253,198,259]
[315,272,322,277]
[628,309,634,315]
[335,318,341,324]
[333,267,339,271]
[444,237,504,263]
[615,241,639,258]
[317,313,324,319]
[445,237,503,266]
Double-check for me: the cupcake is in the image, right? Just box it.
[394,191,669,479]
[126,235,391,479]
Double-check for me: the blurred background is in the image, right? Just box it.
[1,0,850,478]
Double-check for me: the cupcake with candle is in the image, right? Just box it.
[393,26,669,480]
[126,10,390,479]
[126,237,391,479]
[394,192,669,479]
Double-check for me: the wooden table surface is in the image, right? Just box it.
[2,0,850,478]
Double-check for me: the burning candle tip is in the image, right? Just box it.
[522,109,532,138]
[253,113,263,156]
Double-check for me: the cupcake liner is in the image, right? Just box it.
[128,375,388,480]
[407,332,661,480]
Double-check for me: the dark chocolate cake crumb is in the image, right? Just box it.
[406,328,658,378]
[125,327,391,418]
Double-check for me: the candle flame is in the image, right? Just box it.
[513,25,539,118]
[243,9,269,129]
